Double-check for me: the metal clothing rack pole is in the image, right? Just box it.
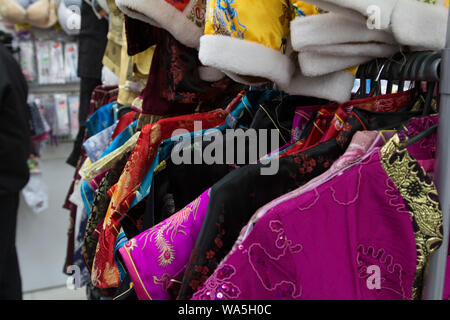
[423,7,450,300]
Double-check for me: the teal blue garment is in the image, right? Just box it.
[129,91,270,208]
[81,120,138,216]
[81,180,95,216]
[85,102,117,137]
[114,232,129,282]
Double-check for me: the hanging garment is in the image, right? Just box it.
[116,0,207,49]
[80,129,140,216]
[234,130,393,253]
[283,90,414,157]
[139,92,328,237]
[83,123,117,163]
[198,0,296,87]
[320,90,413,143]
[80,132,140,183]
[192,116,442,300]
[118,129,381,300]
[177,107,421,299]
[119,188,211,300]
[85,102,116,137]
[126,90,261,212]
[290,104,337,143]
[91,109,230,288]
[137,27,242,120]
[83,152,131,274]
[111,111,138,140]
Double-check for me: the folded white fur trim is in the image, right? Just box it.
[281,69,355,103]
[290,13,397,51]
[298,52,372,77]
[115,0,203,48]
[199,35,295,88]
[221,71,268,87]
[302,43,399,57]
[198,66,226,82]
[391,0,448,50]
[306,0,398,29]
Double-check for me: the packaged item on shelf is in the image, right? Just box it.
[49,41,65,84]
[64,42,79,83]
[68,95,80,140]
[18,41,36,82]
[35,40,51,84]
[54,93,70,136]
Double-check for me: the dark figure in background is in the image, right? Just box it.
[0,43,31,299]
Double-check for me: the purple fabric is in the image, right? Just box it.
[192,149,416,300]
[237,130,386,248]
[192,122,440,300]
[291,105,328,143]
[119,188,211,300]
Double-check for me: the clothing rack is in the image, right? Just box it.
[423,8,450,300]
[357,10,450,299]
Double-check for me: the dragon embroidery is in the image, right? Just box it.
[213,0,247,39]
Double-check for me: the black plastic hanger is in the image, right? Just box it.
[398,123,438,150]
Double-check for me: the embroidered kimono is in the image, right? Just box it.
[85,102,116,137]
[236,130,389,249]
[83,123,117,163]
[199,0,298,87]
[92,109,229,288]
[116,0,207,48]
[119,189,211,300]
[83,151,131,273]
[192,116,442,300]
[177,107,420,299]
[284,90,413,156]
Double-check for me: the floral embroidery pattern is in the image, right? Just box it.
[248,220,302,299]
[193,264,240,300]
[153,273,173,291]
[330,165,362,205]
[187,0,207,28]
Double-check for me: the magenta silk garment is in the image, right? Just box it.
[192,119,442,300]
[119,188,211,300]
[237,130,391,246]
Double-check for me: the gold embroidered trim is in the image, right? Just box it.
[380,134,443,300]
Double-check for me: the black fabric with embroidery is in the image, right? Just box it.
[140,94,327,232]
[177,108,422,300]
[82,151,131,272]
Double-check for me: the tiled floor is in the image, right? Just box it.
[23,286,87,300]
